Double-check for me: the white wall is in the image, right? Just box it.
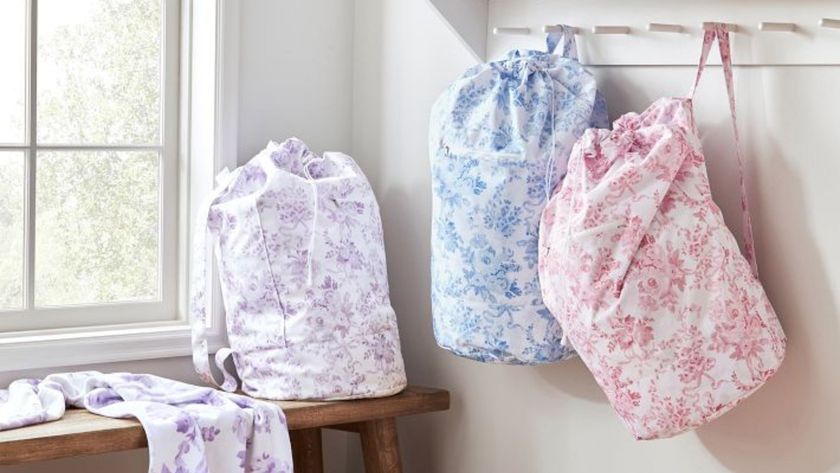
[426,0,488,60]
[352,1,494,471]
[236,0,355,159]
[353,0,840,472]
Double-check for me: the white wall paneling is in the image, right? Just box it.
[489,0,840,65]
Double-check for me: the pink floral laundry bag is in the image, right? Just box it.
[537,24,786,440]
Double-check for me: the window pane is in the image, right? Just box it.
[35,151,160,306]
[0,152,25,310]
[37,0,162,145]
[0,0,27,144]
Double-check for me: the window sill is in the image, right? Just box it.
[0,321,226,372]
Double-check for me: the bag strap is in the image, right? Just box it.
[189,168,241,392]
[546,25,578,60]
[543,25,578,197]
[688,24,759,277]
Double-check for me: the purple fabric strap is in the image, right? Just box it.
[688,24,759,277]
[189,168,240,392]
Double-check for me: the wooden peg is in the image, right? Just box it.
[819,18,840,29]
[759,22,796,32]
[647,23,683,33]
[702,22,739,32]
[492,27,531,36]
[591,25,630,34]
[543,25,580,34]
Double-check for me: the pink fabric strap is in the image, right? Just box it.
[688,24,759,277]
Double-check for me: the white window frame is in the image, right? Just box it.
[0,0,179,332]
[0,0,239,371]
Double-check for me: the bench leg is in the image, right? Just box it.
[358,417,402,473]
[290,428,324,473]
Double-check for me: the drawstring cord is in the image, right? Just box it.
[542,24,576,200]
[303,160,319,286]
[517,60,557,201]
[543,72,557,200]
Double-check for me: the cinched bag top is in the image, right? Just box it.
[538,24,786,439]
[191,138,407,400]
[429,27,608,364]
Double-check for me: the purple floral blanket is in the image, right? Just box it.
[0,372,292,473]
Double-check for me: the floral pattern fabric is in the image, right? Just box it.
[0,372,292,473]
[430,26,608,364]
[191,138,407,400]
[538,25,786,439]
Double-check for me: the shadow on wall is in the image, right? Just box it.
[532,357,609,403]
[697,134,840,473]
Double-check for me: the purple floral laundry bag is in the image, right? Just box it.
[190,138,407,400]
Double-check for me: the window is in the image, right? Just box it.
[0,0,246,371]
[0,0,236,370]
[0,0,181,332]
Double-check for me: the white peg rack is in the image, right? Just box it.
[488,0,840,66]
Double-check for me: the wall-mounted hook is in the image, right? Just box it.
[759,22,797,32]
[819,18,840,29]
[702,22,739,32]
[543,25,580,34]
[647,23,683,33]
[591,25,630,34]
[493,27,531,36]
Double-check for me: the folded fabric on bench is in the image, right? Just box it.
[0,372,293,473]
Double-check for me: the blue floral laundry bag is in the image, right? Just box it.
[429,26,608,364]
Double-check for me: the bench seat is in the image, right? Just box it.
[0,385,450,472]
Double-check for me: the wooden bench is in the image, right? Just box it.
[0,385,449,473]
